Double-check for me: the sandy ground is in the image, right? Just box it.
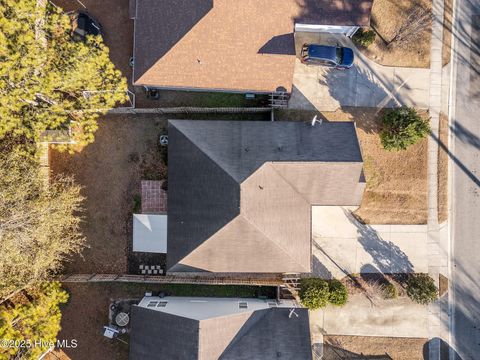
[45,283,136,360]
[438,113,449,223]
[360,0,432,68]
[44,282,274,360]
[50,115,168,273]
[276,108,428,224]
[323,335,428,360]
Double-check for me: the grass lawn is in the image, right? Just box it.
[323,335,428,360]
[275,108,428,224]
[109,282,276,298]
[358,0,432,68]
[47,282,275,360]
[134,90,271,108]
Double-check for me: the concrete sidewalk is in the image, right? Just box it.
[312,207,429,279]
[289,32,430,111]
[310,293,429,338]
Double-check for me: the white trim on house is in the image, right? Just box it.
[294,23,360,37]
[137,296,299,320]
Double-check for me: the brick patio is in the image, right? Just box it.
[141,180,167,214]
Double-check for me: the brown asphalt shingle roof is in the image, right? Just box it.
[133,0,373,92]
[167,120,366,273]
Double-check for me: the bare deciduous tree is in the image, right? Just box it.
[0,151,85,299]
[388,7,433,48]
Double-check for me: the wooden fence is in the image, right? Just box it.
[60,273,283,286]
[109,106,272,114]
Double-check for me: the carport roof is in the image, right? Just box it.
[132,0,373,92]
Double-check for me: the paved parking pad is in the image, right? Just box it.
[290,32,430,111]
[310,294,429,338]
[312,206,428,279]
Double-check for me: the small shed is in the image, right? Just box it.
[133,214,167,253]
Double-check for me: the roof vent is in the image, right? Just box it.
[268,301,278,308]
[311,115,323,127]
[238,302,248,309]
[147,300,158,307]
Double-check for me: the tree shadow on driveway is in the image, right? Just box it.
[342,208,414,274]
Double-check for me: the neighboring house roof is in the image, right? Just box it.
[132,0,373,92]
[167,120,365,273]
[129,297,312,360]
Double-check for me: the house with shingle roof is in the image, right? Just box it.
[166,120,365,273]
[130,0,373,93]
[129,296,312,360]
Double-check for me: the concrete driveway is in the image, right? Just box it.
[310,293,429,338]
[312,206,428,279]
[289,32,431,111]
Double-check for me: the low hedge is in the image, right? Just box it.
[353,28,376,47]
[299,278,349,310]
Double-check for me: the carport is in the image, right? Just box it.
[295,24,359,37]
[293,0,373,38]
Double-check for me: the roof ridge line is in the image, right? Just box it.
[173,214,308,273]
[239,211,310,273]
[169,121,240,184]
[241,163,311,271]
[218,309,272,358]
[268,161,313,205]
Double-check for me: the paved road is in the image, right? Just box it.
[450,0,480,358]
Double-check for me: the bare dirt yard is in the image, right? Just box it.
[323,335,428,360]
[276,108,428,224]
[442,0,454,65]
[51,0,133,86]
[50,114,168,273]
[50,113,270,274]
[359,0,432,68]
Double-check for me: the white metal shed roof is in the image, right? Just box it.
[133,214,167,253]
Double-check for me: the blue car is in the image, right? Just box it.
[301,44,354,69]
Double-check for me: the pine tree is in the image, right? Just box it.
[0,0,128,147]
[380,107,430,151]
[0,282,69,360]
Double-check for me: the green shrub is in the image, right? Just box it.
[299,278,330,310]
[133,194,142,213]
[406,274,438,305]
[380,107,430,151]
[382,282,398,299]
[353,28,376,47]
[328,279,348,306]
[299,278,349,309]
